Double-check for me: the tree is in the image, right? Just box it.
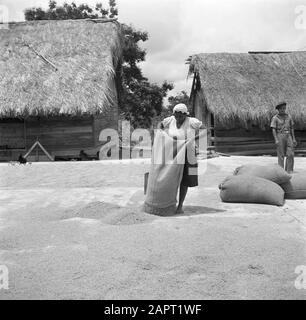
[122,80,173,128]
[120,23,174,127]
[167,90,190,114]
[24,7,47,21]
[24,0,110,20]
[121,24,148,83]
[151,90,191,128]
[24,0,173,128]
[109,0,118,18]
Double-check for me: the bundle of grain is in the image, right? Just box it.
[281,173,306,199]
[234,164,291,185]
[219,175,285,206]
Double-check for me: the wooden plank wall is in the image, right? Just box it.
[93,107,118,147]
[0,119,25,161]
[214,128,306,155]
[214,128,274,155]
[0,117,95,161]
[0,120,25,149]
[25,117,95,157]
[0,108,119,162]
[25,118,93,148]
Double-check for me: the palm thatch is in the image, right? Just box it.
[189,52,306,129]
[0,19,122,118]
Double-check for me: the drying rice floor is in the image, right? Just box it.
[0,156,305,299]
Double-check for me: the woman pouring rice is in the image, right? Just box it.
[144,103,203,215]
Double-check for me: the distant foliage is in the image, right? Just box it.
[167,90,190,114]
[152,91,191,127]
[119,23,174,127]
[24,0,118,20]
[24,7,47,21]
[122,80,173,128]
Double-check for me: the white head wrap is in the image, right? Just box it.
[173,103,189,115]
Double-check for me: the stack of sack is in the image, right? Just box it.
[219,164,294,206]
[280,173,306,199]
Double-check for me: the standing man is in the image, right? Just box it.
[271,102,297,173]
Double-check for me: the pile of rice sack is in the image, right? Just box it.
[281,174,306,199]
[219,164,306,206]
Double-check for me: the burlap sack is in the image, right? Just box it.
[234,164,291,185]
[219,175,285,206]
[281,173,306,199]
[143,130,186,215]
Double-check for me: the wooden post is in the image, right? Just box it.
[210,113,215,147]
[23,119,27,150]
[24,140,54,161]
[190,73,197,115]
[144,172,149,195]
[92,115,96,146]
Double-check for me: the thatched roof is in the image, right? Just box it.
[189,52,306,129]
[0,20,122,118]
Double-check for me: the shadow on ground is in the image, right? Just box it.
[171,205,226,217]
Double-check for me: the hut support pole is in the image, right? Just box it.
[210,113,215,148]
[23,119,27,149]
[190,73,197,115]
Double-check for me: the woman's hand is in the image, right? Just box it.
[293,139,298,147]
[158,122,165,130]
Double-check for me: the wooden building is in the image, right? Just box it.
[189,52,306,155]
[0,19,122,161]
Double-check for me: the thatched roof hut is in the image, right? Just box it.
[0,19,122,118]
[189,52,306,130]
[0,19,122,161]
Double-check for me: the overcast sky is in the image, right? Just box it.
[1,0,306,95]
